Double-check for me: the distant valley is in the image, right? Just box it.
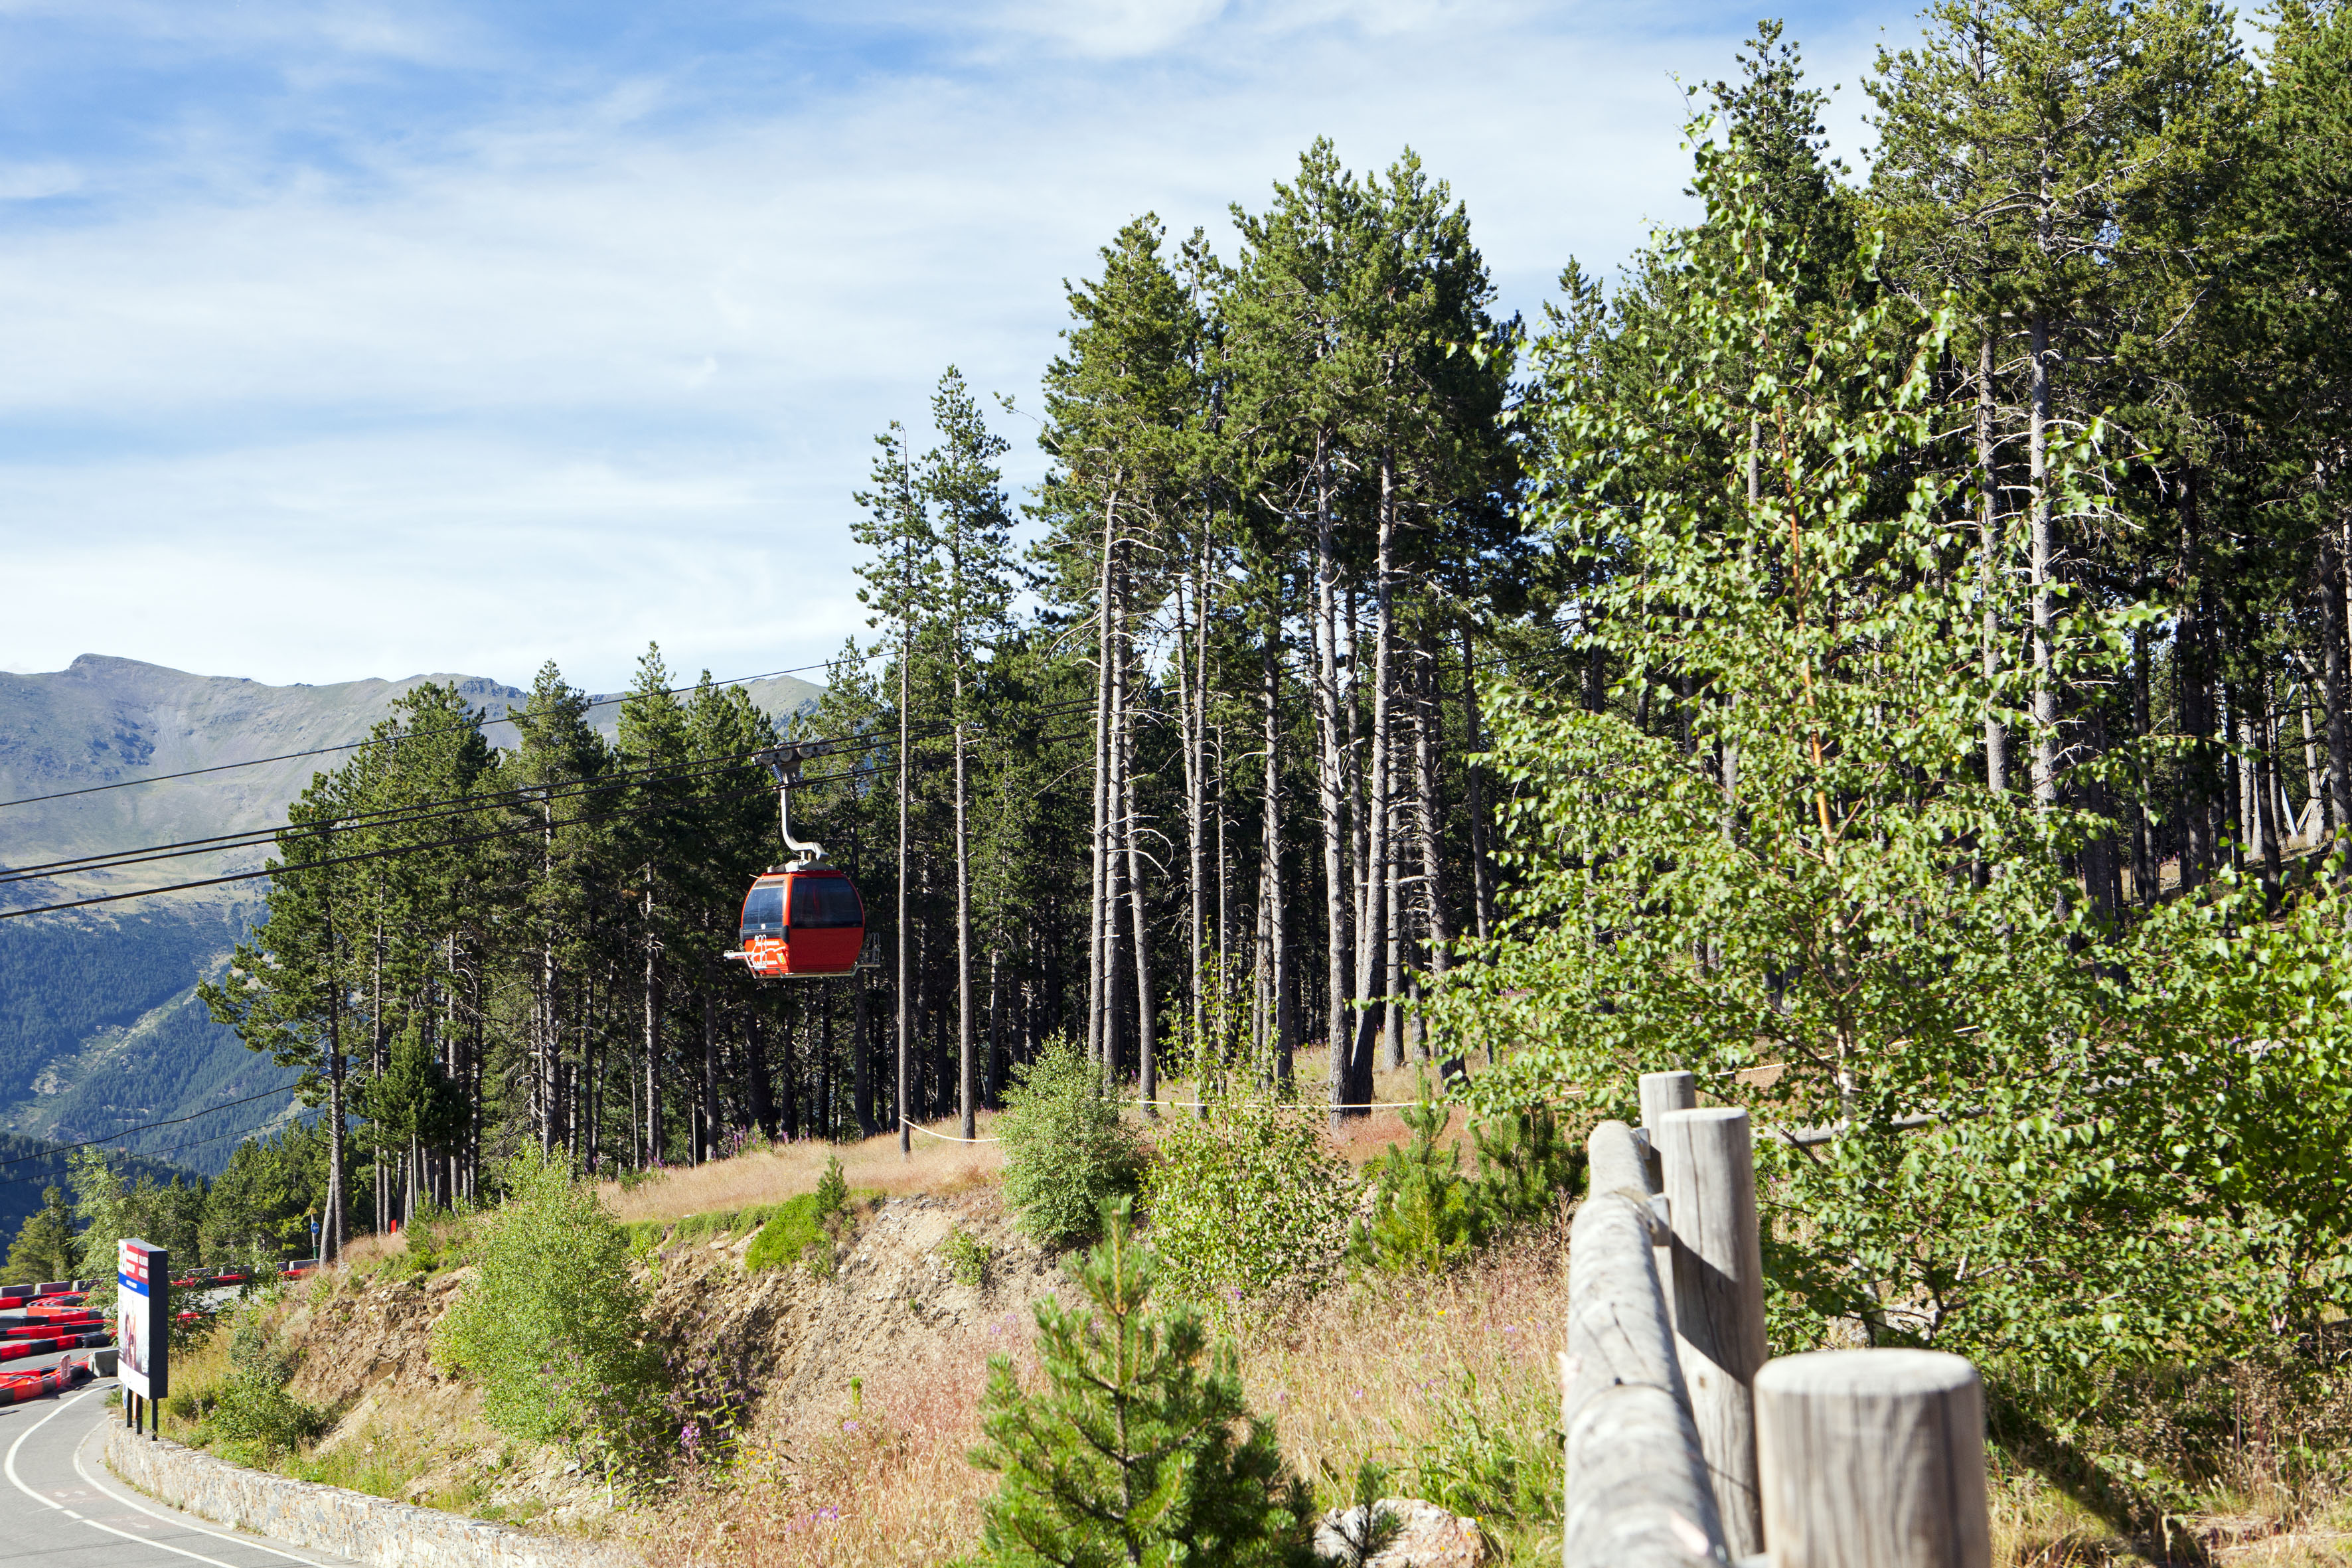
[0,655,819,1176]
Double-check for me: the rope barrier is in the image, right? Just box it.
[888,1066,1806,1150]
[902,1120,1002,1144]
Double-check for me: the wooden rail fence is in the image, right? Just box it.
[1563,1071,1990,1568]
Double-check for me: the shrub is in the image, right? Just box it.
[433,1146,663,1468]
[965,1201,1314,1568]
[1409,1368,1562,1530]
[742,1155,857,1277]
[998,1036,1144,1249]
[942,1227,990,1287]
[1350,1102,1478,1275]
[202,1314,326,1459]
[1142,1101,1352,1310]
[1350,1099,1584,1275]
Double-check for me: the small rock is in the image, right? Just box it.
[1313,1497,1486,1567]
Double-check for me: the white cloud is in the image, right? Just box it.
[0,2,1900,692]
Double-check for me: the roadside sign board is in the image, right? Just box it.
[117,1239,167,1401]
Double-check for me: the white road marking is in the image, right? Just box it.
[70,1411,341,1566]
[3,1383,325,1568]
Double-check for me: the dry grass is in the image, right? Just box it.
[638,1316,1020,1568]
[592,1045,1466,1230]
[633,1217,1568,1568]
[1238,1227,1567,1560]
[595,1122,1006,1226]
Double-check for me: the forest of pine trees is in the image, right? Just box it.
[196,1,2352,1267]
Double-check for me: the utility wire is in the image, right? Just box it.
[0,718,1101,923]
[0,659,840,814]
[0,1084,301,1171]
[1,697,1095,890]
[0,746,772,888]
[0,1115,319,1190]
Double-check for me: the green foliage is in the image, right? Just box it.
[1443,114,2352,1411]
[433,1147,661,1467]
[1350,1103,1476,1276]
[742,1163,860,1278]
[202,1120,330,1267]
[1142,1101,1351,1310]
[965,1202,1314,1568]
[68,1146,206,1312]
[355,1024,466,1168]
[200,1314,327,1460]
[1465,1103,1583,1230]
[5,1184,77,1285]
[1407,1370,1561,1531]
[942,1227,990,1287]
[741,1196,824,1273]
[998,1036,1144,1249]
[1350,1099,1584,1276]
[1317,1460,1404,1568]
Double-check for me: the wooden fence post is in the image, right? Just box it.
[1562,1122,1725,1568]
[1639,1071,1697,1178]
[1638,1070,1697,1329]
[1657,1107,1768,1556]
[1754,1349,1990,1568]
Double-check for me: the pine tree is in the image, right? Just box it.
[5,1184,77,1285]
[923,368,1017,1140]
[1037,215,1208,1096]
[966,1203,1314,1568]
[854,420,935,1156]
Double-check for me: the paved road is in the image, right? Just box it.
[0,1346,356,1568]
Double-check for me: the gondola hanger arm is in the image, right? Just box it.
[757,744,829,866]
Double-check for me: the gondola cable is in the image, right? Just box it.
[0,719,1099,922]
[0,658,842,814]
[0,698,1096,889]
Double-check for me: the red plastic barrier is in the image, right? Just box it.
[0,1364,76,1405]
[3,1318,97,1339]
[25,1297,86,1318]
[0,1336,74,1362]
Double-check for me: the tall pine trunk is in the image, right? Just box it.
[641,879,661,1168]
[896,601,913,1157]
[1261,622,1293,1087]
[1125,696,1156,1110]
[1413,625,1453,979]
[1460,619,1496,942]
[1312,447,1353,1129]
[2321,526,2352,847]
[1350,477,1396,1098]
[2028,303,2059,812]
[955,662,976,1141]
[1085,499,1119,1067]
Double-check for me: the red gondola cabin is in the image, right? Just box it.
[732,865,865,979]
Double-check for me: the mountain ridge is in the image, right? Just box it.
[0,653,821,1174]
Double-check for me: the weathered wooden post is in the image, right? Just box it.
[1638,1070,1698,1326]
[1656,1107,1768,1555]
[1754,1350,1990,1568]
[1638,1071,1697,1174]
[1561,1122,1725,1568]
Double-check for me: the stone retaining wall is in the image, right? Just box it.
[101,1423,637,1568]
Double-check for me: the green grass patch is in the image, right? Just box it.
[621,1202,790,1253]
[741,1194,827,1273]
[622,1188,880,1269]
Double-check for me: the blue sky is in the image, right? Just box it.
[0,1,1903,694]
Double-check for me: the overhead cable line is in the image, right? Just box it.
[0,1084,301,1171]
[0,658,842,814]
[0,720,1101,923]
[0,698,1095,890]
[0,1115,319,1190]
[0,747,773,888]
